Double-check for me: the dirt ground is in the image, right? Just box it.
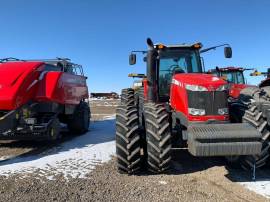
[0,99,269,202]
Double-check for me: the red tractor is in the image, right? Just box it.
[206,67,270,169]
[208,67,270,169]
[207,67,255,99]
[116,38,268,175]
[0,58,90,141]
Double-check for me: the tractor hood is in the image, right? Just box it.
[172,73,227,90]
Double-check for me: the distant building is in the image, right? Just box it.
[90,92,119,99]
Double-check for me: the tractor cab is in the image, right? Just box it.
[208,67,255,99]
[130,41,232,102]
[128,73,145,90]
[208,67,245,84]
[129,39,232,122]
[155,43,203,101]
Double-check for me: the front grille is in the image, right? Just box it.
[187,90,228,115]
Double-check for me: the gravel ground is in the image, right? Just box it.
[0,158,268,202]
[0,99,269,202]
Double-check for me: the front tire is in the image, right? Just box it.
[144,103,172,173]
[115,104,141,174]
[121,88,135,106]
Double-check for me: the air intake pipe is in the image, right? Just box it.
[146,38,158,102]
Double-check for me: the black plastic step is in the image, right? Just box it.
[187,123,262,156]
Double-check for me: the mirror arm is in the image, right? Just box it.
[200,44,230,53]
[131,50,147,54]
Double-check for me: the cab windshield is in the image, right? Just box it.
[220,71,245,84]
[158,49,201,98]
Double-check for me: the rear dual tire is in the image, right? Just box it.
[116,88,172,174]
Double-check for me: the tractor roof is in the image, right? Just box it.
[154,42,202,49]
[208,67,245,72]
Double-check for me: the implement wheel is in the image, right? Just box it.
[48,118,61,141]
[68,101,90,134]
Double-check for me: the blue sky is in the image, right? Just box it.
[0,0,269,93]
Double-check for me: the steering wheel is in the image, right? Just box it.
[169,64,185,74]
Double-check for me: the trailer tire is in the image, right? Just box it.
[144,103,172,173]
[48,118,61,141]
[68,101,90,134]
[116,104,141,174]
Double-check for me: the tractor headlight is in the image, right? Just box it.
[188,108,206,116]
[216,84,229,91]
[185,84,208,91]
[218,108,228,115]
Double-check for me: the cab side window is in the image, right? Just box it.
[65,66,77,75]
[67,66,83,76]
[44,64,61,72]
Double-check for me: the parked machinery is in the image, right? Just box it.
[116,38,266,175]
[0,58,90,141]
[207,67,255,99]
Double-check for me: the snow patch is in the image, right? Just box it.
[0,116,116,180]
[159,181,167,185]
[241,180,270,198]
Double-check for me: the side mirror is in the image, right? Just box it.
[129,53,136,65]
[143,56,147,62]
[224,47,232,58]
